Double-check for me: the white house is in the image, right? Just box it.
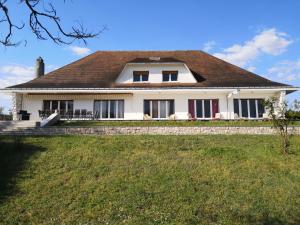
[3,50,298,121]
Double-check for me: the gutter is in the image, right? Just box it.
[1,86,299,93]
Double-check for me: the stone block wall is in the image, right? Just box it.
[1,126,300,136]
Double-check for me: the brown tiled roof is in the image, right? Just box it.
[8,50,289,89]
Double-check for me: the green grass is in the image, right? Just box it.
[1,135,300,225]
[55,119,300,127]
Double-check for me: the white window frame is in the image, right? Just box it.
[192,99,217,120]
[43,100,73,112]
[234,99,264,119]
[145,100,174,119]
[133,72,149,83]
[94,100,124,120]
[162,71,178,82]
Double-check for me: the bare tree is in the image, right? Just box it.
[264,97,292,154]
[0,0,104,46]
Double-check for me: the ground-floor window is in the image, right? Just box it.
[43,100,74,114]
[94,100,124,119]
[144,100,175,119]
[234,99,265,118]
[188,99,219,119]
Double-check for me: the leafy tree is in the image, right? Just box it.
[264,97,292,154]
[291,99,300,111]
[0,0,104,46]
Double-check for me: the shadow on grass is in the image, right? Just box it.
[241,213,300,225]
[0,136,45,203]
[191,208,300,225]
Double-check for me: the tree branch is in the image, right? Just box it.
[0,0,25,46]
[0,0,103,46]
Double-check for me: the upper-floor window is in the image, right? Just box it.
[162,71,178,82]
[133,71,149,82]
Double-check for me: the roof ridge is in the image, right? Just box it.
[94,50,202,53]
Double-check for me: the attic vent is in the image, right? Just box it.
[149,57,161,61]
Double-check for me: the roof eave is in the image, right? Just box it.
[1,86,298,93]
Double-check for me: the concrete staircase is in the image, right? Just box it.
[0,121,39,134]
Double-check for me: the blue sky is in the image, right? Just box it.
[0,0,300,112]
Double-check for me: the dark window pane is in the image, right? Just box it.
[101,101,109,118]
[241,99,248,118]
[171,73,178,81]
[118,100,124,118]
[249,99,256,118]
[152,101,158,118]
[162,74,169,82]
[196,100,203,118]
[133,74,140,82]
[94,101,101,119]
[160,101,167,118]
[60,101,66,111]
[144,100,150,116]
[234,99,239,116]
[52,101,58,111]
[169,100,175,115]
[204,100,211,118]
[142,74,148,81]
[257,99,265,118]
[110,100,116,118]
[67,101,73,113]
[43,100,50,111]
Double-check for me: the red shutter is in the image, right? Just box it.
[188,100,195,118]
[212,99,219,118]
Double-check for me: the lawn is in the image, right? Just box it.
[55,119,300,127]
[0,135,300,225]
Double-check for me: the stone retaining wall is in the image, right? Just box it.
[1,126,300,136]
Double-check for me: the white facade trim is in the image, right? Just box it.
[2,87,298,94]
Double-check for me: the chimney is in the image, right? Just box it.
[35,57,45,78]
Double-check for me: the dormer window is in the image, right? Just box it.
[133,71,149,82]
[162,71,178,82]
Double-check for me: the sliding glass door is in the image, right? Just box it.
[188,99,219,119]
[43,100,73,115]
[234,99,265,119]
[144,100,175,119]
[94,100,124,119]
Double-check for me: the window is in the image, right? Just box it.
[188,99,219,119]
[204,100,211,118]
[241,99,248,118]
[43,100,73,115]
[52,100,59,111]
[101,100,109,118]
[133,71,149,82]
[43,100,50,111]
[144,100,175,119]
[196,100,203,118]
[94,100,124,119]
[118,100,124,118]
[233,99,265,118]
[162,71,178,82]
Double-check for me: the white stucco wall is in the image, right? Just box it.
[116,63,197,83]
[19,90,283,121]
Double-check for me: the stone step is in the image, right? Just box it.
[0,121,38,131]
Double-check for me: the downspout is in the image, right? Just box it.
[227,89,240,120]
[226,97,229,120]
